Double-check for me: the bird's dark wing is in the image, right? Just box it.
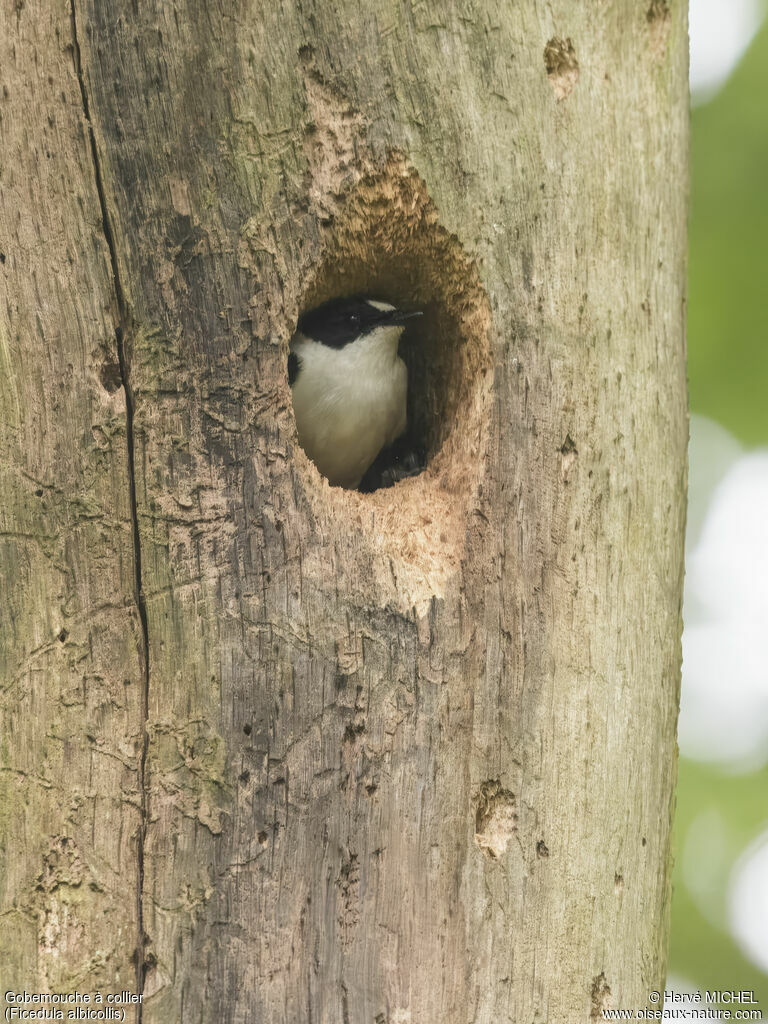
[288,351,301,385]
[358,439,427,492]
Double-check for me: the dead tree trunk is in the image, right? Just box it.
[1,1,688,1021]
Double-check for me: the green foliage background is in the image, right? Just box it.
[687,19,768,447]
[669,11,768,1001]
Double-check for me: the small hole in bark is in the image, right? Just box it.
[99,361,122,394]
[474,780,517,859]
[243,722,252,736]
[591,973,613,1019]
[343,721,365,744]
[544,37,580,100]
[57,628,68,643]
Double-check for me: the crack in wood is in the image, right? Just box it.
[68,1,150,1013]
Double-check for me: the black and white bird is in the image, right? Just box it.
[289,296,422,489]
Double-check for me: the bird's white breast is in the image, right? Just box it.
[290,326,407,488]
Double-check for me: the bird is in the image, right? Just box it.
[289,296,422,489]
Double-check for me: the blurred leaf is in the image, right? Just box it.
[688,16,768,444]
[670,758,768,1003]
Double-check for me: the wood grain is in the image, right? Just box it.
[0,0,143,1001]
[2,1,688,1020]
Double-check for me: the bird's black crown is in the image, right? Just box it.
[297,296,417,350]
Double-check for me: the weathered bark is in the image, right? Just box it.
[0,0,143,995]
[1,1,688,1022]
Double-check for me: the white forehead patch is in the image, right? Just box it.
[367,299,396,313]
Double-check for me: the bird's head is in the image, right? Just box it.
[296,296,422,351]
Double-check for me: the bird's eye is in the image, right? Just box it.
[348,313,360,326]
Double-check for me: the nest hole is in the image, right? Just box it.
[293,158,492,500]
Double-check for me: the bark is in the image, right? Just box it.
[0,1,688,1022]
[0,0,143,994]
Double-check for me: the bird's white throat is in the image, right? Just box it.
[290,325,408,488]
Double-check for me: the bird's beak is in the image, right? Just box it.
[388,310,423,324]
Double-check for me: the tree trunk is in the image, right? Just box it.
[1,1,688,1022]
